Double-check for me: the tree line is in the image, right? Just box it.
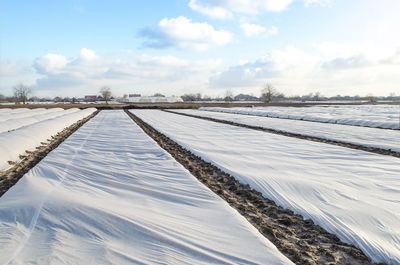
[1,82,399,104]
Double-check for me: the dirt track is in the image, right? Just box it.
[125,110,383,265]
[164,110,400,159]
[0,110,99,197]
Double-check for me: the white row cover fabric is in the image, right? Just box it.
[0,108,30,116]
[0,108,96,171]
[0,110,292,265]
[131,110,400,265]
[172,109,400,152]
[200,105,400,129]
[0,108,64,122]
[0,108,80,133]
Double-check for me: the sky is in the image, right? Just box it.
[1,0,400,98]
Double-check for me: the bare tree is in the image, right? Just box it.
[13,83,31,104]
[195,93,202,101]
[100,86,112,104]
[313,91,323,101]
[181,93,203,102]
[203,94,211,101]
[366,93,376,103]
[261,83,277,103]
[224,89,233,102]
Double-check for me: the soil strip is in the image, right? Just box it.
[164,110,400,159]
[0,110,100,197]
[125,110,384,265]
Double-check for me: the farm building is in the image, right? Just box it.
[117,95,183,103]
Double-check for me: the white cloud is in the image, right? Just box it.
[304,0,331,7]
[33,54,68,74]
[6,43,400,98]
[30,49,222,97]
[321,54,370,70]
[240,23,277,37]
[79,48,97,60]
[314,42,367,59]
[209,45,400,96]
[314,42,400,63]
[0,60,38,95]
[381,48,400,64]
[0,60,32,77]
[189,0,332,18]
[266,26,278,37]
[189,0,293,18]
[240,23,265,37]
[209,45,318,88]
[189,0,232,19]
[137,55,188,67]
[140,16,232,51]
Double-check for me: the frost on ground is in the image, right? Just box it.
[200,104,400,129]
[0,110,292,265]
[131,109,400,265]
[171,109,400,153]
[0,108,97,171]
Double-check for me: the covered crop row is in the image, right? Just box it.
[0,108,81,133]
[0,108,34,116]
[172,109,400,153]
[200,105,400,129]
[0,108,64,122]
[0,108,96,171]
[131,109,400,265]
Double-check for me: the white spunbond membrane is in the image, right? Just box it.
[0,108,80,133]
[0,108,63,122]
[200,104,400,129]
[172,109,400,152]
[131,110,400,265]
[0,108,96,171]
[0,110,292,265]
[0,108,30,118]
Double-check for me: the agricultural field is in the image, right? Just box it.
[201,105,400,129]
[0,105,399,264]
[2,0,399,263]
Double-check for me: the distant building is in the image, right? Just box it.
[234,94,259,101]
[84,95,97,101]
[129,94,141,97]
[53,96,63,102]
[116,95,183,103]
